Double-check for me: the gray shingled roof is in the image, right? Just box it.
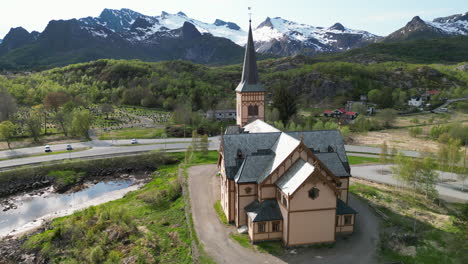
[222,124,350,181]
[222,132,281,180]
[225,125,242,135]
[315,152,350,177]
[235,154,275,183]
[245,199,283,222]
[287,131,348,163]
[336,199,358,215]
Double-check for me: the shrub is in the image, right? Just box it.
[408,127,422,137]
[89,246,105,263]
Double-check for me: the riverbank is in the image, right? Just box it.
[0,151,219,264]
[0,151,176,197]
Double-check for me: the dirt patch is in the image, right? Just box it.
[351,129,441,153]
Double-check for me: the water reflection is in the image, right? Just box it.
[0,180,132,236]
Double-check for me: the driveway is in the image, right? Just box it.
[188,165,380,264]
[352,164,468,202]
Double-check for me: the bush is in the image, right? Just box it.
[48,170,84,192]
[408,127,422,137]
[89,246,105,263]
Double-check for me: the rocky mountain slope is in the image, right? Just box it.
[253,17,380,56]
[0,9,466,70]
[384,12,468,42]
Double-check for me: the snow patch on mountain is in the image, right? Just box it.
[427,12,468,35]
[253,17,378,47]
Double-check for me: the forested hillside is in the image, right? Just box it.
[1,55,467,113]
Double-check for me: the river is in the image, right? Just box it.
[0,179,141,238]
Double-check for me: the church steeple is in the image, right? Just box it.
[235,21,265,92]
[236,17,266,127]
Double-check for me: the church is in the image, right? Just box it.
[218,20,357,246]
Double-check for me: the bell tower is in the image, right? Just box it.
[236,17,265,127]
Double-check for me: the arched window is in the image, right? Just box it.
[248,105,259,116]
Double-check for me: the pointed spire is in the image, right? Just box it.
[235,20,265,92]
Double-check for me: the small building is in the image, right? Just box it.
[408,96,424,107]
[323,108,359,120]
[206,109,236,121]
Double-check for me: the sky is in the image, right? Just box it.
[1,0,467,38]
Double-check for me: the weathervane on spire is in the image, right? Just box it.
[248,7,252,23]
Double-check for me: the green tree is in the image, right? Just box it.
[376,108,397,128]
[312,120,324,130]
[352,115,371,132]
[54,108,72,136]
[200,134,209,156]
[340,126,351,141]
[0,87,17,121]
[100,104,114,119]
[0,121,16,149]
[447,138,462,173]
[25,109,43,142]
[272,83,297,125]
[409,127,422,137]
[380,141,389,164]
[418,157,439,199]
[191,130,201,152]
[71,109,93,138]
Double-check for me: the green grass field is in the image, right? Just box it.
[350,181,467,264]
[98,127,166,140]
[347,155,380,165]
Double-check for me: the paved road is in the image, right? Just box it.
[188,165,380,264]
[0,138,221,170]
[352,164,468,202]
[0,135,424,167]
[345,145,421,158]
[0,137,199,160]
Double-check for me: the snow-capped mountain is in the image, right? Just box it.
[79,9,247,45]
[253,17,381,56]
[77,9,381,56]
[384,12,468,42]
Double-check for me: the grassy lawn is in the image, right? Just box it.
[229,233,284,256]
[20,151,219,264]
[99,127,166,140]
[350,179,467,264]
[348,155,380,165]
[214,200,229,225]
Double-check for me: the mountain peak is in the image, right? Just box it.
[409,16,426,25]
[329,22,345,31]
[181,22,201,39]
[177,11,187,17]
[161,11,169,19]
[213,19,241,30]
[257,17,274,29]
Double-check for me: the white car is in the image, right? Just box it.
[44,145,52,153]
[66,144,73,151]
[131,139,138,144]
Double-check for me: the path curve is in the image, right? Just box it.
[188,164,380,264]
